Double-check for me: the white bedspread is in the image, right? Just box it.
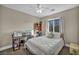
[25,36,64,55]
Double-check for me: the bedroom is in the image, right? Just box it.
[0,4,79,55]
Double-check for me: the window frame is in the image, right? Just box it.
[48,18,63,33]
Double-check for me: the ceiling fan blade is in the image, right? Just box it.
[37,4,42,9]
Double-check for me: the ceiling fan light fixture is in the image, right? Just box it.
[36,9,42,13]
[36,4,43,14]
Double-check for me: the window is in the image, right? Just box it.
[54,19,60,32]
[48,20,53,32]
[48,18,63,33]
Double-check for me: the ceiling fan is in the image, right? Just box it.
[36,4,44,13]
[36,4,55,14]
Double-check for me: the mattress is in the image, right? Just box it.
[25,36,64,55]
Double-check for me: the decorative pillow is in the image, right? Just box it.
[46,32,54,38]
[53,33,61,38]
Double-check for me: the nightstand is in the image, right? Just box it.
[70,43,79,55]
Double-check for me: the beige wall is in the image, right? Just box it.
[41,7,79,44]
[0,6,39,47]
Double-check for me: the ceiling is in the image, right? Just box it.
[2,4,79,18]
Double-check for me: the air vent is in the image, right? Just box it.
[51,9,55,11]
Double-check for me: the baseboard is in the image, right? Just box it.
[65,44,70,48]
[0,45,12,51]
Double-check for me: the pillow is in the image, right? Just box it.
[46,32,54,38]
[53,33,61,38]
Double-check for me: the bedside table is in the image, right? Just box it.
[70,43,79,55]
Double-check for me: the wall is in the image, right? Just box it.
[41,7,79,45]
[0,6,39,48]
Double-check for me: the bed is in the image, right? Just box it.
[25,36,64,55]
